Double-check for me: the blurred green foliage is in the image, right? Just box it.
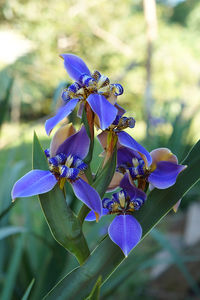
[0,0,200,127]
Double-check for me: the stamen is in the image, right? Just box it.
[65,155,74,168]
[59,165,79,180]
[118,191,126,208]
[97,75,110,89]
[132,158,139,167]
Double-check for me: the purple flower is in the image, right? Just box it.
[97,115,152,191]
[117,147,187,189]
[45,54,124,135]
[86,174,146,256]
[11,124,102,217]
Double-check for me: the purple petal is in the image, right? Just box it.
[118,131,152,167]
[45,98,79,135]
[87,94,118,130]
[148,161,186,189]
[120,173,136,199]
[117,147,141,167]
[61,54,91,82]
[56,125,90,159]
[108,214,142,257]
[85,208,109,221]
[11,170,57,199]
[120,173,147,202]
[71,178,102,216]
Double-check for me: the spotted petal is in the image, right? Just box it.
[56,125,90,159]
[148,161,186,189]
[11,170,57,199]
[87,94,118,130]
[61,54,91,82]
[108,214,142,257]
[71,178,102,217]
[118,131,152,167]
[45,98,79,135]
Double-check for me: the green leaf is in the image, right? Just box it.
[43,140,200,300]
[0,226,27,240]
[93,144,117,198]
[21,279,35,300]
[33,132,90,265]
[1,235,25,300]
[86,276,102,300]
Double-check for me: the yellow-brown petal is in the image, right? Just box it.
[50,123,76,157]
[107,172,124,192]
[150,148,178,171]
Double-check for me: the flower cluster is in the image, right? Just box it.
[11,54,186,257]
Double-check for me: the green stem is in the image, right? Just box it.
[85,165,93,184]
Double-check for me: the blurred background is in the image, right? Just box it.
[0,0,200,299]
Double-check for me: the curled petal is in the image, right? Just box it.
[148,161,187,189]
[56,125,90,159]
[71,178,102,217]
[61,54,91,82]
[108,214,142,257]
[85,208,109,221]
[11,170,57,199]
[45,98,79,135]
[87,94,118,130]
[115,103,126,117]
[118,131,152,167]
[150,148,178,171]
[50,123,76,157]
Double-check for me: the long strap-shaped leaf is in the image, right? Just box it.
[33,132,90,265]
[43,140,200,300]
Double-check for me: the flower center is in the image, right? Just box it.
[61,70,124,104]
[45,149,87,182]
[102,189,145,214]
